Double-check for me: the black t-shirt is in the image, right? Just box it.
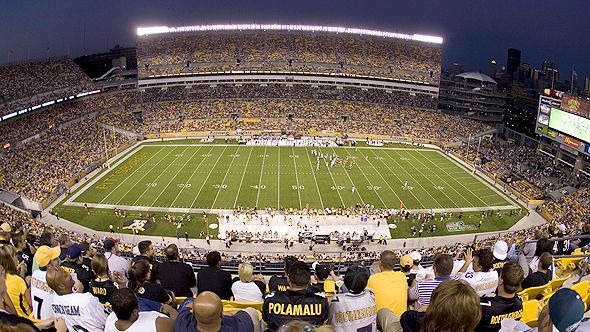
[262,288,329,331]
[521,271,551,290]
[132,255,160,282]
[159,261,196,298]
[197,267,233,300]
[476,295,523,332]
[269,275,289,292]
[492,259,508,274]
[61,261,95,292]
[16,246,33,277]
[137,282,170,303]
[89,279,120,304]
[405,273,416,288]
[400,310,424,332]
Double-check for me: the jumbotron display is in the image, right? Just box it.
[549,107,590,143]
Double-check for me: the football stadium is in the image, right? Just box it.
[1,6,590,331]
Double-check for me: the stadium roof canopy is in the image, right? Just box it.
[136,24,443,44]
[456,72,497,84]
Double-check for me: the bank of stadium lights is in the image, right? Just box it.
[136,24,443,44]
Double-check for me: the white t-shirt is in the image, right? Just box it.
[328,290,377,332]
[30,269,54,320]
[231,281,264,303]
[458,270,498,297]
[105,252,129,275]
[411,265,427,282]
[104,311,166,332]
[50,292,109,332]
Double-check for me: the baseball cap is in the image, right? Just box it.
[493,240,508,260]
[400,254,414,269]
[0,223,12,233]
[344,265,370,294]
[103,238,119,251]
[66,244,85,260]
[410,251,422,262]
[314,264,330,280]
[284,256,298,273]
[35,245,61,267]
[548,288,584,332]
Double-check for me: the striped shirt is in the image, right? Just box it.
[409,276,456,310]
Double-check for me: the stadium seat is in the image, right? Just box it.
[175,296,188,306]
[521,300,540,327]
[518,284,551,302]
[570,281,590,309]
[540,290,556,308]
[555,258,581,277]
[547,274,571,292]
[221,300,263,312]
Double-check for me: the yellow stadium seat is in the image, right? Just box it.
[521,300,540,328]
[175,296,188,306]
[518,284,550,302]
[571,281,590,309]
[221,300,264,312]
[547,274,571,292]
[540,290,554,308]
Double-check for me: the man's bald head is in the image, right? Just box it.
[193,291,223,327]
[46,267,74,295]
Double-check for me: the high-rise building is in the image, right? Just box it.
[489,60,497,78]
[585,76,590,93]
[506,48,521,77]
[517,63,531,83]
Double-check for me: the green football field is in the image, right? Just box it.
[65,142,516,212]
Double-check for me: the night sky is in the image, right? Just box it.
[1,0,588,80]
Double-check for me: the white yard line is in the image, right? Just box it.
[189,146,228,209]
[148,146,203,207]
[335,147,386,207]
[255,146,268,207]
[97,146,166,204]
[170,146,214,207]
[130,146,191,206]
[210,146,241,209]
[304,147,325,209]
[233,146,254,207]
[291,146,303,209]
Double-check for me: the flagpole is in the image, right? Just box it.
[571,65,575,94]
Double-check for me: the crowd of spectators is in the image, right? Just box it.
[0,57,91,115]
[137,31,442,84]
[452,139,589,200]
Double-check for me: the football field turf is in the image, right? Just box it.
[65,142,517,212]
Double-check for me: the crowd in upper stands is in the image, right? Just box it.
[137,31,442,84]
[0,58,91,116]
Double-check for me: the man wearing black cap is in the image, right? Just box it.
[269,256,298,292]
[310,264,331,293]
[61,243,95,292]
[263,261,329,331]
[328,265,377,332]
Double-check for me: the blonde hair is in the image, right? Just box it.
[238,262,254,282]
[0,244,18,275]
[421,280,481,332]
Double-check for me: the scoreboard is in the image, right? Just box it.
[536,93,590,156]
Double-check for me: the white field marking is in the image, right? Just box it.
[142,144,430,151]
[291,146,303,210]
[112,147,179,205]
[233,146,255,207]
[256,146,268,207]
[190,146,228,209]
[130,146,191,206]
[384,149,458,208]
[170,146,215,207]
[365,148,427,208]
[148,146,203,207]
[98,146,166,204]
[317,148,346,207]
[210,146,241,208]
[277,146,280,209]
[336,148,387,207]
[416,150,490,207]
[304,147,325,209]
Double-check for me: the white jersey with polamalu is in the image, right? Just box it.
[50,292,110,332]
[30,269,54,320]
[328,290,377,332]
[458,270,499,297]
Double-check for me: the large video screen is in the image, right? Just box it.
[549,107,590,143]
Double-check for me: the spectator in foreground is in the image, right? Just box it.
[278,320,335,332]
[60,243,94,292]
[104,238,129,276]
[521,252,552,289]
[475,262,524,332]
[399,254,416,287]
[104,288,176,332]
[328,264,376,332]
[458,248,499,297]
[529,238,555,279]
[89,253,125,304]
[269,256,298,292]
[421,279,481,332]
[197,251,232,300]
[175,291,259,332]
[46,266,109,331]
[0,244,31,318]
[492,240,509,271]
[231,262,266,303]
[263,261,329,331]
[366,250,407,316]
[129,259,172,305]
[409,253,455,311]
[31,245,61,320]
[311,264,331,293]
[158,244,195,298]
[57,234,71,261]
[537,288,587,332]
[132,240,160,282]
[409,251,426,281]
